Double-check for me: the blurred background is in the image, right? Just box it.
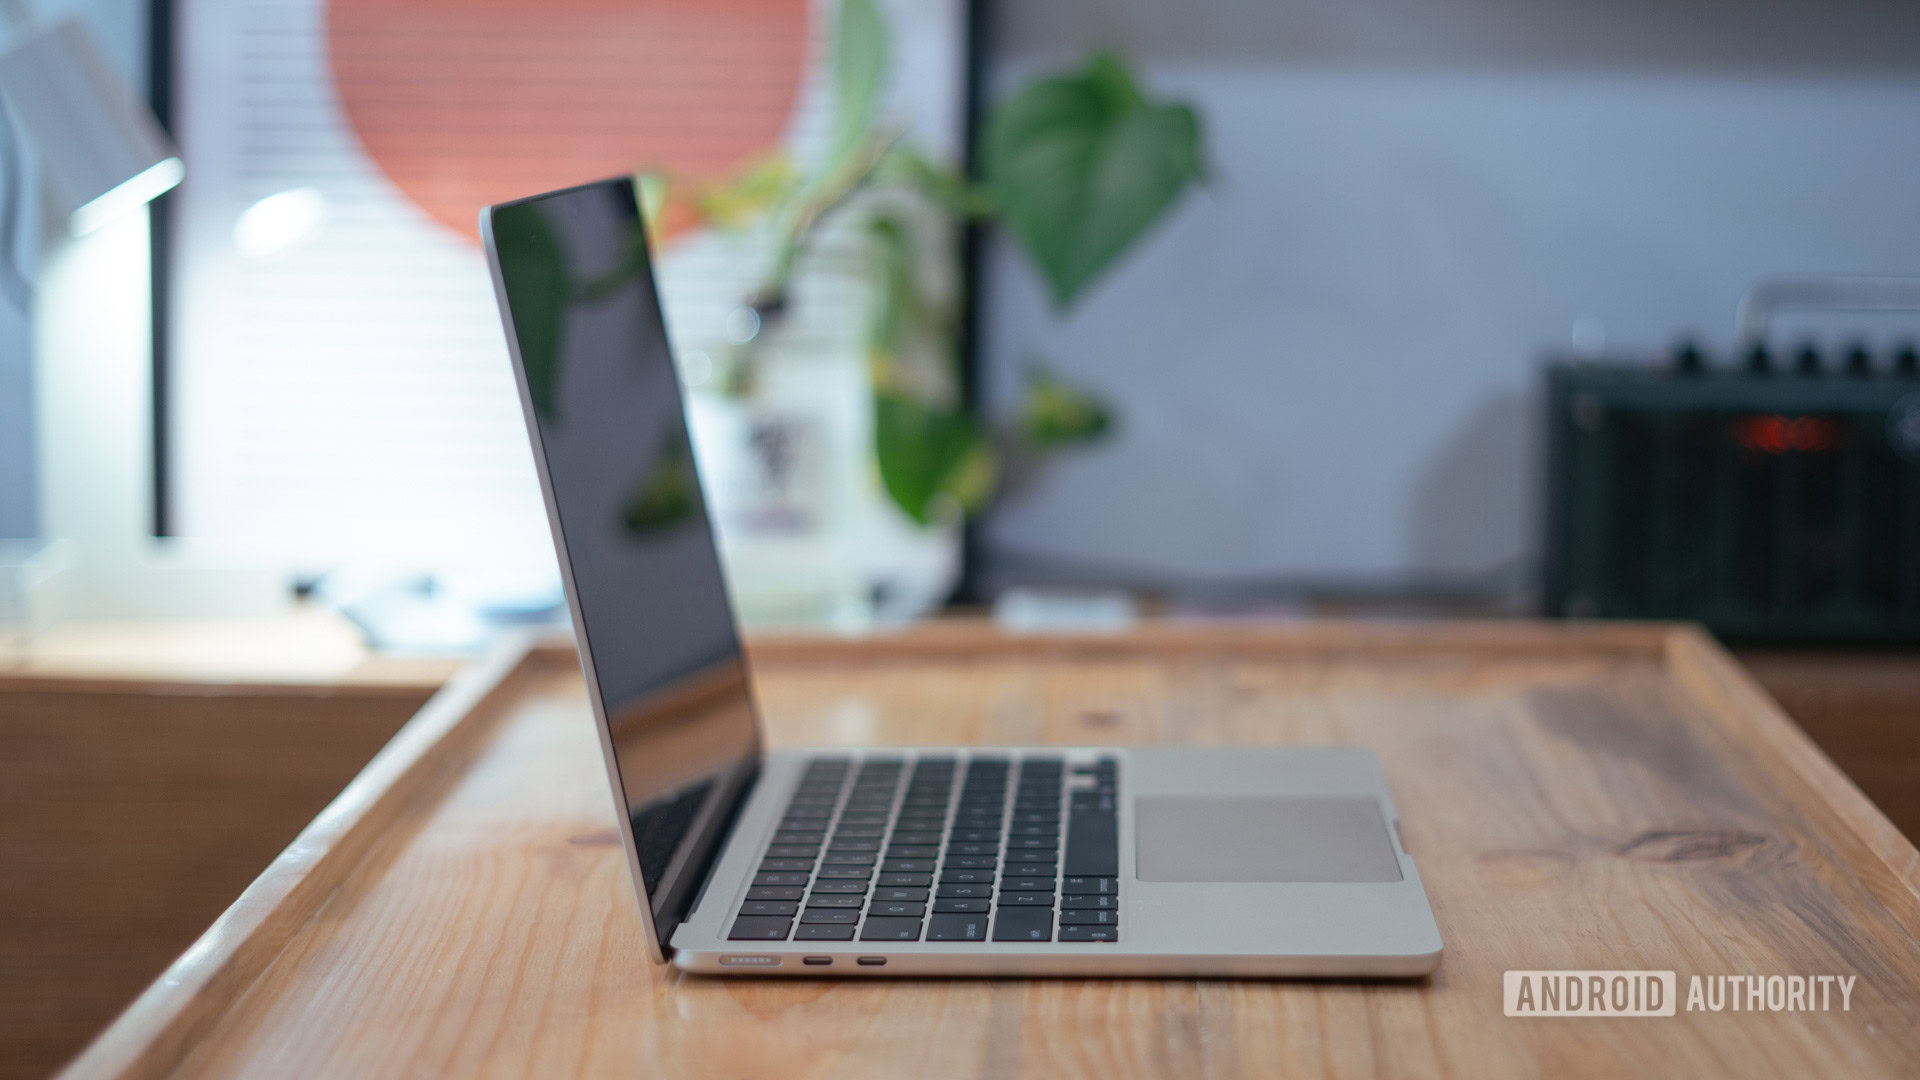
[6,0,1920,646]
[5,0,1920,1071]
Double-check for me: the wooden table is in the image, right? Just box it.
[58,622,1920,1079]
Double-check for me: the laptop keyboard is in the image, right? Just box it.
[727,753,1121,944]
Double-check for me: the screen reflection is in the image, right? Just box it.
[488,180,760,946]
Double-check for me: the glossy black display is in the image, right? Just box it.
[485,179,760,952]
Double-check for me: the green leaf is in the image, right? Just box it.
[619,433,699,536]
[873,392,996,524]
[865,214,918,368]
[1020,366,1113,448]
[984,51,1203,310]
[635,171,672,240]
[830,0,888,167]
[696,153,797,229]
[873,145,994,217]
[490,203,572,418]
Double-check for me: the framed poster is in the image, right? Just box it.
[151,0,973,605]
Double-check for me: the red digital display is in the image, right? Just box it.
[1735,414,1841,454]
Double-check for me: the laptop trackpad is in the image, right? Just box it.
[1134,796,1403,882]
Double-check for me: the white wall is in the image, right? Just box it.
[979,0,1920,590]
[0,0,144,539]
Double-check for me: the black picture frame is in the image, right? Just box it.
[147,0,177,537]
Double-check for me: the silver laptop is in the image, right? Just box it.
[479,177,1443,977]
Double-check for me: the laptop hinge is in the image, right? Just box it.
[666,761,762,956]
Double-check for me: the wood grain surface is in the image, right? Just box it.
[57,622,1920,1079]
[0,679,432,1080]
[1739,648,1920,840]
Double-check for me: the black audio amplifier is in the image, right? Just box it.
[1543,341,1920,642]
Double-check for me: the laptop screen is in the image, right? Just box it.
[484,179,760,955]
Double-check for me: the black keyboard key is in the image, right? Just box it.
[754,873,809,887]
[877,873,932,887]
[992,906,1052,942]
[936,883,992,899]
[828,838,882,852]
[1003,877,1056,891]
[932,898,990,913]
[1064,894,1117,909]
[948,829,998,844]
[881,859,934,873]
[1009,823,1060,837]
[823,853,876,866]
[890,832,942,846]
[772,831,826,845]
[1064,807,1119,877]
[926,913,990,941]
[729,916,792,940]
[860,917,923,941]
[948,843,998,857]
[1060,909,1118,925]
[875,887,929,903]
[871,901,926,918]
[741,900,798,916]
[805,894,864,909]
[759,858,814,873]
[811,880,868,895]
[1009,837,1058,851]
[1062,877,1118,895]
[1010,863,1057,878]
[886,845,941,860]
[815,866,872,880]
[1005,850,1056,863]
[938,869,994,884]
[796,923,857,940]
[800,908,860,924]
[1060,924,1118,942]
[746,886,803,901]
[944,856,997,870]
[998,892,1054,906]
[766,845,818,859]
[833,825,886,838]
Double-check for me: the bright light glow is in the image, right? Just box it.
[681,349,713,389]
[69,156,185,236]
[233,187,328,258]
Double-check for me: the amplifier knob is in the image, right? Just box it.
[1794,341,1823,376]
[1896,343,1920,377]
[1671,338,1706,374]
[1843,341,1874,377]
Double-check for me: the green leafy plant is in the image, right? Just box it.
[647,0,1205,526]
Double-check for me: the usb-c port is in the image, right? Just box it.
[856,956,887,967]
[803,956,832,966]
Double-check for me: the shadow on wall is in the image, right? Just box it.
[1405,388,1533,583]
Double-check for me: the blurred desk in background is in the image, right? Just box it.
[0,613,455,1080]
[1737,649,1920,841]
[43,620,1920,1080]
[5,611,464,689]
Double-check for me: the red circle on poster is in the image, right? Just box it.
[327,0,808,241]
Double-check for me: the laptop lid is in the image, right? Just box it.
[480,178,762,961]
